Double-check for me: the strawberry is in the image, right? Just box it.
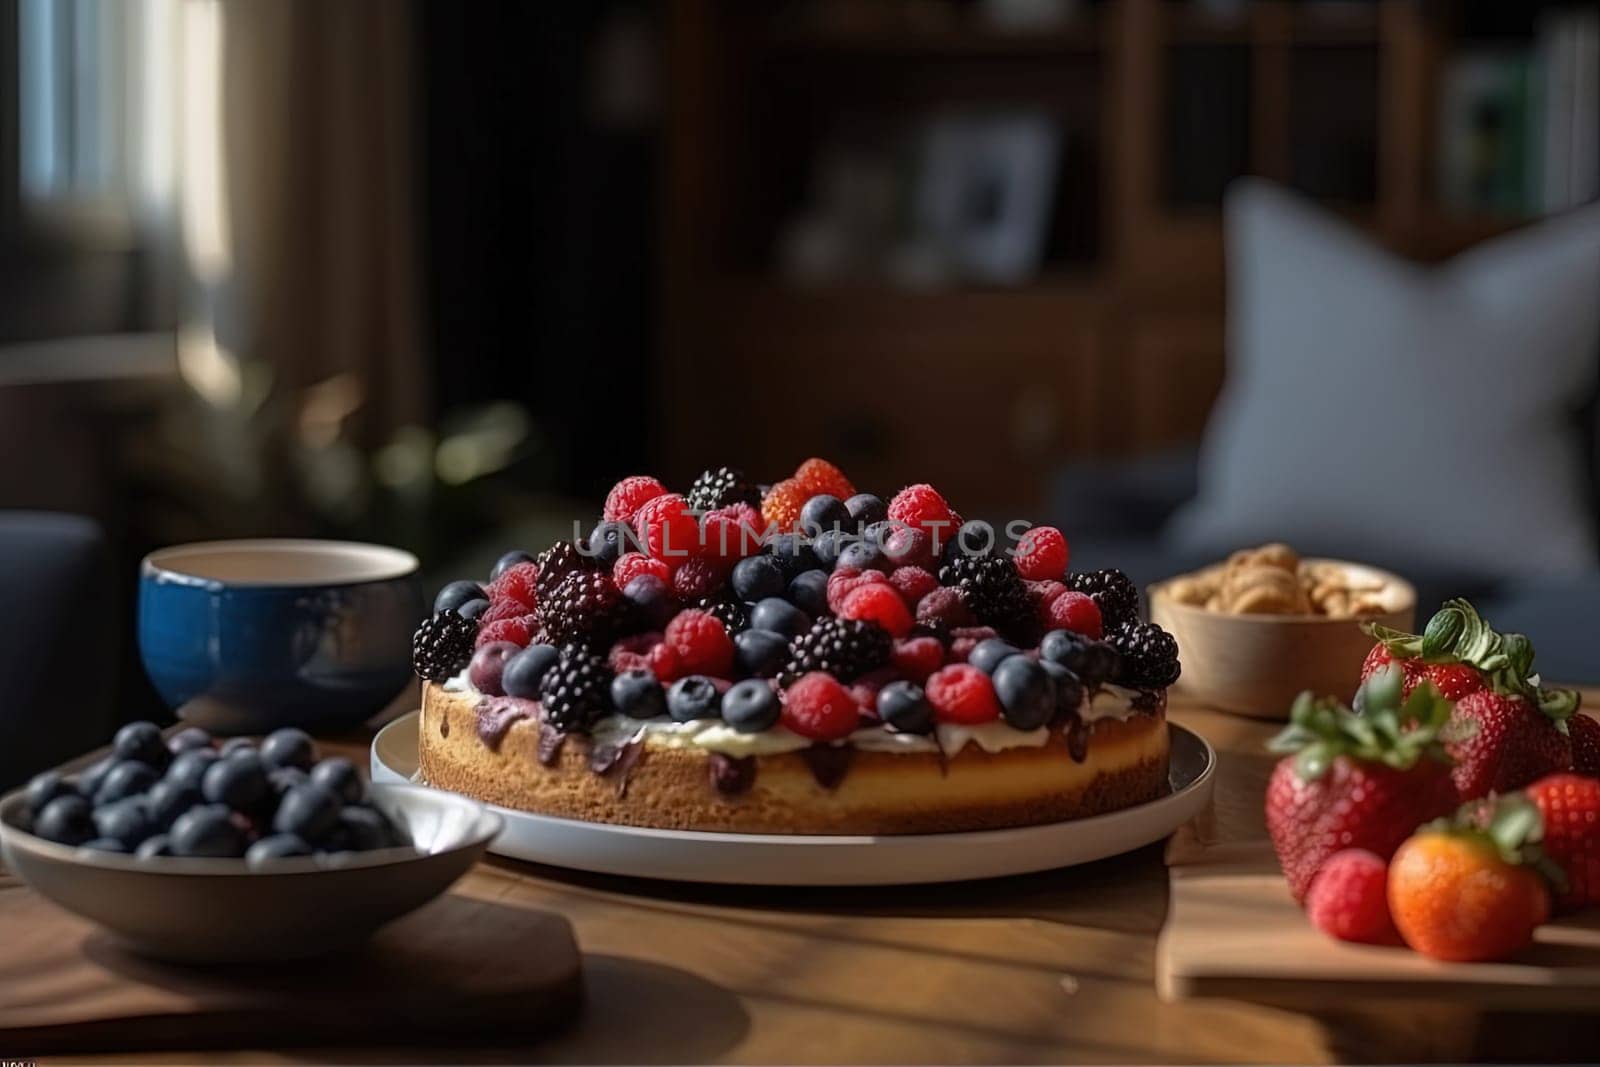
[1570,712,1600,778]
[1420,662,1484,701]
[1448,690,1571,801]
[1524,773,1600,912]
[1266,665,1459,903]
[1357,642,1424,695]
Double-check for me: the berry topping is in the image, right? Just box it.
[664,609,736,678]
[732,555,786,602]
[839,582,914,638]
[502,643,562,698]
[887,484,956,543]
[1064,569,1140,630]
[836,539,889,573]
[1305,849,1399,945]
[586,520,634,565]
[1014,525,1069,581]
[968,637,1021,675]
[925,664,1003,725]
[915,586,976,631]
[490,550,535,581]
[412,610,477,681]
[734,627,792,678]
[604,475,668,522]
[781,672,860,741]
[539,648,613,734]
[845,493,888,526]
[881,524,934,570]
[476,614,537,649]
[533,541,596,601]
[938,553,1032,638]
[888,566,938,607]
[611,667,668,720]
[780,616,892,688]
[722,678,782,733]
[793,457,855,501]
[1108,621,1181,689]
[761,479,809,532]
[646,640,682,682]
[686,466,761,513]
[671,555,730,600]
[787,568,831,617]
[435,579,489,615]
[890,635,945,684]
[613,551,670,590]
[539,569,629,650]
[621,573,677,631]
[991,657,1056,730]
[878,680,935,734]
[1043,590,1102,639]
[633,493,701,563]
[749,597,810,638]
[667,675,722,722]
[469,641,521,696]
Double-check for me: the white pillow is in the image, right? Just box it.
[1169,179,1600,577]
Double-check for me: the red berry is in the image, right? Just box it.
[488,561,539,611]
[850,668,897,715]
[1572,713,1600,778]
[827,568,888,614]
[882,525,933,569]
[781,672,860,741]
[478,598,528,625]
[889,566,938,607]
[761,479,809,533]
[646,641,681,682]
[840,583,914,638]
[604,475,668,522]
[887,484,956,544]
[1028,579,1068,610]
[633,493,700,564]
[1358,643,1425,695]
[1045,591,1103,639]
[613,552,670,590]
[1014,525,1069,581]
[793,457,855,500]
[608,631,661,674]
[705,503,764,559]
[891,636,945,683]
[664,609,734,677]
[1421,662,1484,701]
[1305,849,1399,945]
[671,556,730,599]
[925,664,1002,724]
[915,587,975,629]
[476,616,534,649]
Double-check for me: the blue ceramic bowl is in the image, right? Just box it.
[139,539,423,734]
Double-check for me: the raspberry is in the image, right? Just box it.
[948,626,999,665]
[646,641,681,682]
[664,608,734,678]
[1573,713,1600,777]
[827,568,888,614]
[1305,849,1399,945]
[613,552,670,590]
[488,561,540,611]
[476,615,534,649]
[924,664,1002,724]
[479,598,529,625]
[891,636,944,683]
[604,475,668,522]
[889,566,938,607]
[671,555,730,599]
[610,649,650,674]
[1014,525,1069,581]
[702,505,763,560]
[882,525,934,569]
[793,457,855,500]
[1421,662,1484,701]
[633,493,700,564]
[849,668,896,715]
[887,484,956,544]
[841,583,913,638]
[1029,579,1068,619]
[1046,591,1103,639]
[915,587,975,630]
[781,672,860,741]
[761,479,809,532]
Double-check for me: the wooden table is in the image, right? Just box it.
[24,699,1600,1065]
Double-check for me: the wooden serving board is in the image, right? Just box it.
[1156,825,1600,1010]
[0,880,583,1054]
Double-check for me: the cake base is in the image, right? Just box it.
[419,683,1171,835]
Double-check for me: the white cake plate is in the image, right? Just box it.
[371,710,1216,886]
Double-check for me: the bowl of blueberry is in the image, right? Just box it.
[0,722,501,963]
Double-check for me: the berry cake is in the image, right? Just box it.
[411,461,1179,834]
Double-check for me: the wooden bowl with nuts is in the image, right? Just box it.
[1149,544,1415,719]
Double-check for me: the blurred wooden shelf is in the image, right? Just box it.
[1167,3,1379,47]
[766,20,1106,58]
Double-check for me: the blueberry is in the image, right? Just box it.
[219,737,256,757]
[862,520,894,547]
[845,493,887,527]
[1039,660,1085,717]
[269,766,309,795]
[434,579,488,614]
[167,726,213,754]
[34,794,94,845]
[164,748,219,791]
[169,804,247,858]
[666,676,721,722]
[731,555,785,602]
[490,550,535,580]
[469,640,521,697]
[835,540,887,573]
[992,656,1056,731]
[799,494,851,537]
[766,533,819,579]
[94,760,158,806]
[201,752,271,812]
[587,520,634,565]
[503,643,562,698]
[93,797,155,849]
[309,757,365,805]
[721,679,781,733]
[811,529,848,568]
[943,520,997,563]
[878,681,935,734]
[334,805,396,851]
[76,756,116,800]
[83,837,129,853]
[25,770,72,815]
[969,638,1022,675]
[247,833,314,867]
[458,598,491,621]
[135,834,172,859]
[734,628,791,679]
[145,779,202,829]
[787,570,830,617]
[623,574,677,631]
[1039,629,1120,688]
[749,597,810,639]
[260,727,316,771]
[273,782,344,843]
[611,668,667,719]
[113,721,170,769]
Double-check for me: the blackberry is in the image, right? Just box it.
[411,611,477,681]
[778,617,890,688]
[535,541,597,601]
[538,648,613,734]
[686,465,760,512]
[1109,621,1181,689]
[938,554,1033,637]
[1065,568,1140,629]
[692,591,748,634]
[538,570,629,649]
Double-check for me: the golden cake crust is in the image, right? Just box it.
[418,682,1171,834]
